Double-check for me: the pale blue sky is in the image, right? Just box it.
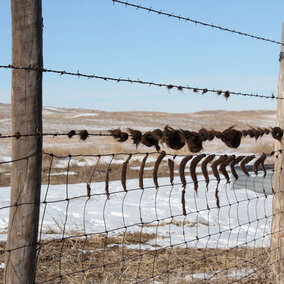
[0,0,283,113]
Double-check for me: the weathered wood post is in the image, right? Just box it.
[271,23,284,284]
[4,0,43,283]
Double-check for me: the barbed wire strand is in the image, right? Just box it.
[0,64,278,100]
[112,0,284,47]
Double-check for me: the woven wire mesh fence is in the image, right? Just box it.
[0,150,283,283]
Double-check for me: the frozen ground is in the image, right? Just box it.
[0,174,272,249]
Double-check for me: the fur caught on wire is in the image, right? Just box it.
[2,126,283,149]
[108,126,283,153]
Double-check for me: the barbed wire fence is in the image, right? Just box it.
[1,0,284,283]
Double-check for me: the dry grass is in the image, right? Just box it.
[34,244,276,283]
[0,233,274,283]
[252,142,274,154]
[141,220,209,228]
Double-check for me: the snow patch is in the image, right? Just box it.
[44,106,66,112]
[50,171,76,176]
[0,157,12,163]
[72,113,99,118]
[0,176,272,250]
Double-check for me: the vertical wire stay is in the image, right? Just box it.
[81,156,101,281]
[0,151,280,283]
[36,154,54,271]
[251,169,262,278]
[224,172,234,278]
[152,151,166,281]
[167,156,175,282]
[58,155,72,282]
[100,155,114,283]
[119,154,131,283]
[135,153,148,282]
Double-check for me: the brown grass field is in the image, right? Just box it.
[0,232,273,283]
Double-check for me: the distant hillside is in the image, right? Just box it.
[0,103,276,133]
[0,103,276,156]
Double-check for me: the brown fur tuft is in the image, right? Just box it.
[240,155,255,176]
[190,154,206,192]
[141,132,160,152]
[127,128,142,148]
[180,129,203,153]
[79,130,89,140]
[201,154,216,189]
[109,129,129,142]
[68,130,76,138]
[153,151,166,189]
[162,126,185,150]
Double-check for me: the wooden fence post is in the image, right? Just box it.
[271,23,284,284]
[4,0,43,283]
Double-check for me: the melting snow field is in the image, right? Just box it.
[0,176,272,249]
